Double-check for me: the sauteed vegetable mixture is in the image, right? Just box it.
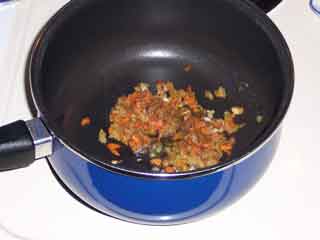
[104,81,245,173]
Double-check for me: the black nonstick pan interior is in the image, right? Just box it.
[30,0,293,176]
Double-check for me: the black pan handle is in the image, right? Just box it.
[0,119,52,171]
[249,0,282,13]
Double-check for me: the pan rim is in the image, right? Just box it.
[28,0,294,179]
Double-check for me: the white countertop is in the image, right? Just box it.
[0,1,319,239]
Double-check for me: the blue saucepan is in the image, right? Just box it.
[0,0,293,225]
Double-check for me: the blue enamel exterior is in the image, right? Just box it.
[48,130,280,225]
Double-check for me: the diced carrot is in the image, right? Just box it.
[220,142,233,155]
[131,135,141,145]
[131,135,139,142]
[201,143,210,148]
[119,117,130,124]
[200,127,210,135]
[151,120,163,130]
[194,120,206,129]
[191,146,201,155]
[80,116,91,127]
[106,143,121,156]
[129,135,143,151]
[164,166,176,173]
[184,64,192,72]
[150,158,162,167]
